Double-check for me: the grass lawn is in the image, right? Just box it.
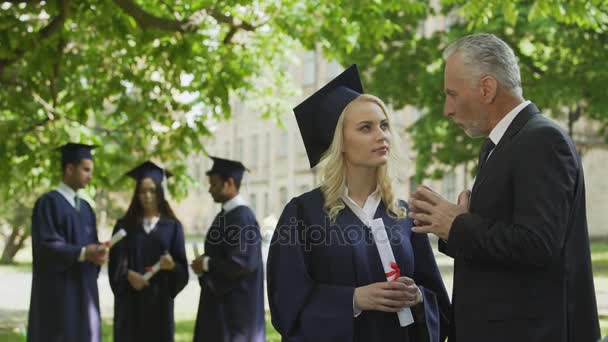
[2,241,608,340]
[592,241,608,277]
[0,313,281,341]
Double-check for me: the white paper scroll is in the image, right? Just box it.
[369,218,414,327]
[142,260,161,281]
[104,229,127,249]
[192,242,201,258]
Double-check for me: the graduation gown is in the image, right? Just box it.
[193,205,266,342]
[27,190,101,342]
[108,217,188,342]
[267,188,450,342]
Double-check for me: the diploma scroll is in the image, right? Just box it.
[143,260,161,281]
[103,229,127,249]
[369,218,414,327]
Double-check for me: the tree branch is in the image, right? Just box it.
[0,0,70,76]
[112,0,258,41]
[112,0,186,31]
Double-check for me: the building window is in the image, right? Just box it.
[326,60,342,81]
[263,192,269,217]
[302,50,317,86]
[409,176,418,195]
[250,193,257,215]
[278,132,288,158]
[266,132,272,165]
[442,171,456,202]
[236,137,243,161]
[250,134,258,170]
[279,186,288,208]
[225,141,231,159]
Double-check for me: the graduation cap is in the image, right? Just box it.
[58,143,97,165]
[206,156,247,184]
[126,161,173,184]
[293,64,363,168]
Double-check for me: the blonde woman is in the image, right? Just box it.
[267,65,450,342]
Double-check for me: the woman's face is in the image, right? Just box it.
[138,177,159,212]
[342,100,391,169]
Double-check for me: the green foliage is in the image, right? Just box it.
[1,0,608,242]
[0,0,298,203]
[298,0,608,180]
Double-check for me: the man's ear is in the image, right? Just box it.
[225,177,236,191]
[479,75,498,104]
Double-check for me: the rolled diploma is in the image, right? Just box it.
[192,243,201,258]
[370,218,414,327]
[143,260,161,281]
[105,229,127,248]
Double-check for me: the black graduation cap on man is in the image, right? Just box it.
[58,143,97,166]
[126,161,173,184]
[206,156,247,185]
[293,64,363,168]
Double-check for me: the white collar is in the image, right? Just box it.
[142,216,160,234]
[222,194,247,214]
[56,182,77,208]
[488,100,531,146]
[341,186,382,226]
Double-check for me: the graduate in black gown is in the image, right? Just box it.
[191,157,265,342]
[28,143,107,342]
[108,161,188,342]
[267,65,451,342]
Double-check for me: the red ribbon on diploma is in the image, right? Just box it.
[385,262,401,281]
[145,266,153,273]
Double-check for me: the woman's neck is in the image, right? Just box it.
[143,208,159,219]
[345,164,377,207]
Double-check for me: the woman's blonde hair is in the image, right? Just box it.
[318,94,407,222]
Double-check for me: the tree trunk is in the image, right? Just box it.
[0,225,27,264]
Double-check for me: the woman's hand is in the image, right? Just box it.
[354,281,409,312]
[354,277,423,313]
[159,252,175,271]
[127,270,149,291]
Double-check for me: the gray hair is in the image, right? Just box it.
[443,33,523,98]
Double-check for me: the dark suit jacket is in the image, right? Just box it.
[440,103,600,342]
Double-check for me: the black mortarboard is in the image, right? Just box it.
[58,143,96,165]
[206,156,247,184]
[293,64,363,168]
[126,161,173,184]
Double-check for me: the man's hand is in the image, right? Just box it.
[409,186,470,241]
[84,244,108,266]
[190,257,204,274]
[127,270,149,291]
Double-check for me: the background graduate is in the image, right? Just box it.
[267,65,450,341]
[191,157,265,342]
[108,161,188,342]
[28,143,106,342]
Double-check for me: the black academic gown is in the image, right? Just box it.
[27,190,101,342]
[193,205,266,342]
[108,217,188,342]
[439,103,600,341]
[267,188,450,342]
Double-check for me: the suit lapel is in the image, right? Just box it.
[471,103,540,201]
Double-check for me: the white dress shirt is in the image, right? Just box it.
[55,182,87,261]
[341,186,382,317]
[142,216,160,234]
[486,100,531,159]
